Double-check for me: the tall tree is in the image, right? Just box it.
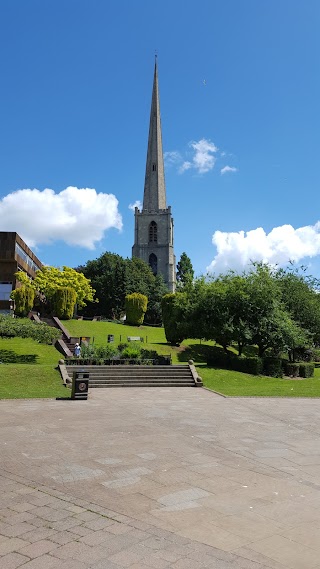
[176,252,194,290]
[77,252,126,318]
[144,274,168,325]
[276,266,320,344]
[78,252,158,319]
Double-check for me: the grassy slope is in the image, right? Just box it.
[1,320,320,398]
[66,320,213,364]
[0,337,68,399]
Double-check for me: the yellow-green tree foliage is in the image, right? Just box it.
[125,293,148,326]
[15,265,96,308]
[11,286,35,317]
[52,287,77,320]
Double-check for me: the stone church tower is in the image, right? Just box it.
[132,60,176,292]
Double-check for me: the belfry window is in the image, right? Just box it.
[149,253,157,275]
[149,221,157,243]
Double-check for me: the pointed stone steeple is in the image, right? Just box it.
[132,60,176,292]
[143,58,167,212]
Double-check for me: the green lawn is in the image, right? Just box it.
[0,337,68,399]
[200,365,320,397]
[1,320,320,398]
[66,319,213,364]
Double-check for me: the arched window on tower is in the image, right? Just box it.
[149,253,157,275]
[149,221,157,243]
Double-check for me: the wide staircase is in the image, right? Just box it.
[38,316,75,357]
[64,364,201,388]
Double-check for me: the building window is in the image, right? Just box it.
[0,282,13,301]
[149,254,157,275]
[152,163,157,171]
[149,221,157,243]
[15,243,41,273]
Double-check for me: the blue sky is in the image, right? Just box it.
[0,0,320,278]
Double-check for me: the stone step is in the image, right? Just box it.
[89,382,194,388]
[66,365,188,370]
[89,377,193,383]
[65,368,190,374]
[62,364,202,388]
[67,366,190,376]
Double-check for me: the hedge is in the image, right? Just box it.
[262,357,283,378]
[207,352,263,375]
[299,363,315,378]
[207,351,283,377]
[283,362,300,377]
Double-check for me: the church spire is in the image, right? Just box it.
[143,58,167,212]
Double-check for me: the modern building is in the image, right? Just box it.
[0,232,42,313]
[132,60,176,292]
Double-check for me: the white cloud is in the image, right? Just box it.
[166,138,218,175]
[221,165,238,175]
[128,200,142,211]
[0,186,122,249]
[187,138,218,174]
[179,161,192,173]
[164,151,182,166]
[207,222,320,274]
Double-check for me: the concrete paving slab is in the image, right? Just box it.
[1,388,320,568]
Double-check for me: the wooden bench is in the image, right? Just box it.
[127,336,144,342]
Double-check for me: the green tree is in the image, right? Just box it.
[144,274,168,325]
[124,257,155,297]
[16,266,95,313]
[11,286,35,317]
[52,287,77,320]
[78,253,126,318]
[125,293,148,326]
[276,266,320,345]
[78,252,157,319]
[194,278,234,352]
[161,293,189,345]
[176,252,194,291]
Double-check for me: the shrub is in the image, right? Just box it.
[80,344,119,359]
[299,363,315,378]
[234,356,263,375]
[117,342,129,352]
[263,357,283,378]
[52,287,77,319]
[120,342,143,359]
[284,362,300,377]
[125,293,148,326]
[207,351,263,375]
[0,315,60,344]
[313,349,320,362]
[207,349,234,369]
[12,286,35,317]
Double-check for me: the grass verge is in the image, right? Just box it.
[200,365,320,397]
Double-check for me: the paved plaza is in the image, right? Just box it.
[1,388,320,568]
